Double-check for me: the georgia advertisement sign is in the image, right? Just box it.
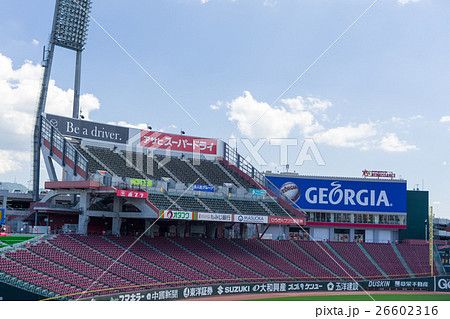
[266,176,406,213]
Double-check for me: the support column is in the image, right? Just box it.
[78,214,89,235]
[112,216,122,236]
[144,219,152,237]
[73,50,82,119]
[177,221,186,237]
[206,222,216,238]
[240,223,247,239]
[78,191,90,234]
[113,196,122,213]
[2,194,7,210]
[350,228,355,242]
[216,223,224,238]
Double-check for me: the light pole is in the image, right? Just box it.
[33,0,92,204]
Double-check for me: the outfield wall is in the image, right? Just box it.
[81,276,450,301]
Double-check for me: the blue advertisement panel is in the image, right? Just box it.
[266,176,406,213]
[250,189,266,196]
[193,184,215,192]
[0,208,4,224]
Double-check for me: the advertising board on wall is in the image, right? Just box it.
[268,216,306,225]
[197,212,233,222]
[116,190,148,199]
[45,114,219,156]
[160,210,196,220]
[85,276,445,301]
[233,215,268,224]
[266,175,407,213]
[159,210,269,224]
[46,114,130,144]
[140,131,217,155]
[362,170,395,178]
[250,189,266,196]
[130,178,154,187]
[193,185,215,192]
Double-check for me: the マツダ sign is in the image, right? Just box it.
[46,113,130,144]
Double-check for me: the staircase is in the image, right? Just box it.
[258,201,274,215]
[80,145,116,177]
[258,240,316,278]
[356,242,389,279]
[183,159,213,186]
[433,245,446,276]
[198,238,266,278]
[195,197,213,213]
[290,241,340,278]
[165,237,238,280]
[391,243,415,278]
[323,241,364,278]
[163,194,183,210]
[214,161,245,188]
[229,240,293,278]
[104,236,192,283]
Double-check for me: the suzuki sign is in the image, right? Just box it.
[266,175,406,213]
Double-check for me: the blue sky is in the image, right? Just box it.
[0,0,449,218]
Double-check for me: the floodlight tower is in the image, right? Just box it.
[32,0,92,202]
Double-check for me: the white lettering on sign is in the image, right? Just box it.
[303,181,390,207]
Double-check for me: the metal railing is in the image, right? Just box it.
[41,116,88,179]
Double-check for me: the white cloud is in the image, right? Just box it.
[32,39,39,46]
[440,116,450,123]
[263,0,279,7]
[0,150,28,174]
[314,123,377,148]
[209,101,222,110]
[107,121,148,130]
[379,133,417,152]
[215,90,417,152]
[442,161,447,166]
[222,91,326,138]
[397,0,420,5]
[0,53,100,175]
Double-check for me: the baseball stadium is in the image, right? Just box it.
[1,0,450,303]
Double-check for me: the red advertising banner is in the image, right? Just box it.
[268,216,306,225]
[116,190,148,199]
[140,131,217,155]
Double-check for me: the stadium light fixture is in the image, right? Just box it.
[53,0,92,51]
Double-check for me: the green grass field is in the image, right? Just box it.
[250,294,450,301]
[0,236,35,246]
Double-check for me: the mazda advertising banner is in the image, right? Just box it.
[266,175,407,213]
[46,113,130,144]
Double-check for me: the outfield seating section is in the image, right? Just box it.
[76,145,257,189]
[362,243,410,279]
[146,192,291,217]
[397,244,438,277]
[328,242,385,280]
[0,236,437,300]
